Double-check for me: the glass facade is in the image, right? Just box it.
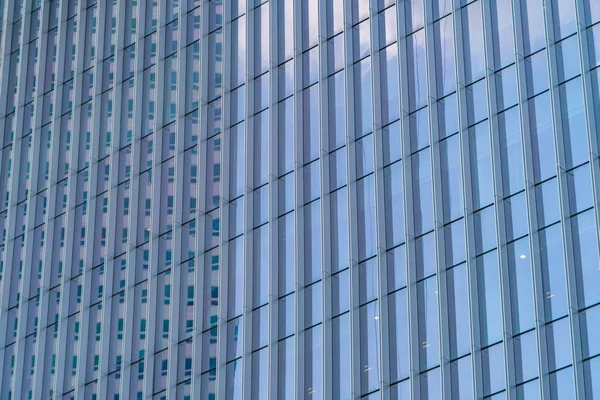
[0,0,599,399]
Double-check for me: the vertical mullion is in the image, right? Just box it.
[572,8,600,400]
[394,0,420,397]
[0,4,31,396]
[76,0,109,397]
[421,0,453,396]
[12,1,46,398]
[120,0,147,396]
[540,0,585,397]
[317,0,332,399]
[215,0,231,397]
[241,0,253,398]
[0,0,12,121]
[267,0,281,398]
[142,0,167,396]
[31,0,68,393]
[292,0,304,398]
[478,0,519,396]
[342,1,360,398]
[510,0,552,395]
[46,0,87,396]
[166,1,189,397]
[94,1,126,397]
[368,1,392,399]
[192,2,211,398]
[450,0,482,397]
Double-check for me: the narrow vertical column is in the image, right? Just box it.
[540,0,586,397]
[421,0,454,396]
[479,0,518,397]
[192,2,211,398]
[75,0,109,397]
[394,0,420,397]
[141,0,168,396]
[511,0,551,396]
[94,1,126,397]
[166,1,190,397]
[31,1,69,399]
[342,1,361,398]
[317,0,332,399]
[0,0,10,124]
[120,0,148,396]
[292,0,305,399]
[12,1,48,398]
[267,0,281,398]
[215,0,232,397]
[571,7,600,400]
[450,0,483,397]
[0,3,33,395]
[45,0,88,396]
[241,0,254,397]
[368,1,392,399]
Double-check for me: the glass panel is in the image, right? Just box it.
[539,224,568,321]
[360,301,381,394]
[434,16,455,98]
[462,2,485,83]
[478,251,503,346]
[440,135,463,222]
[418,276,439,371]
[451,356,474,400]
[357,175,377,260]
[482,343,506,396]
[572,211,600,307]
[549,367,574,400]
[448,264,471,358]
[514,330,539,383]
[305,325,323,398]
[547,317,572,371]
[384,162,405,248]
[470,122,493,209]
[332,314,351,399]
[250,348,268,400]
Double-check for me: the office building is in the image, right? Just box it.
[0,0,600,398]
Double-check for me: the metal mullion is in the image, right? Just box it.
[394,0,420,397]
[0,0,28,323]
[30,2,70,398]
[2,4,37,398]
[572,7,600,398]
[119,0,148,396]
[0,0,12,121]
[367,2,391,398]
[95,1,127,397]
[44,0,89,395]
[574,10,598,148]
[190,2,211,398]
[215,0,232,397]
[447,0,485,396]
[539,0,585,397]
[342,1,361,398]
[75,0,110,396]
[165,2,191,398]
[292,0,305,399]
[12,1,50,397]
[240,0,253,398]
[317,0,332,399]
[142,0,168,396]
[267,0,281,398]
[510,0,551,395]
[16,0,52,398]
[421,0,453,395]
[475,0,520,397]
